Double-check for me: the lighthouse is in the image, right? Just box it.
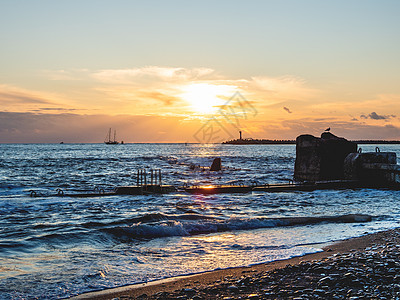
[239,131,242,140]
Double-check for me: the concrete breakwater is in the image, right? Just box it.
[294,132,400,188]
[28,133,400,198]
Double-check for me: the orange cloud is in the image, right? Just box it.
[0,84,76,113]
[0,112,205,143]
[4,66,399,142]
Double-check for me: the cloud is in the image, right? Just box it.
[0,84,75,113]
[35,107,79,112]
[360,112,395,120]
[133,90,182,106]
[6,66,400,142]
[369,112,386,120]
[283,106,292,113]
[92,66,216,84]
[1,110,400,143]
[41,69,90,81]
[0,112,203,143]
[35,68,400,122]
[93,86,185,109]
[264,117,400,140]
[250,76,320,102]
[37,67,322,116]
[0,90,51,105]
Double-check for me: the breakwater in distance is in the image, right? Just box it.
[223,138,400,145]
[1,143,400,299]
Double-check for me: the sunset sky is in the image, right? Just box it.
[1,0,400,143]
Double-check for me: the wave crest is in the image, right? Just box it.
[103,214,373,240]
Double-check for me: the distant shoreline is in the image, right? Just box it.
[1,140,400,145]
[222,139,400,145]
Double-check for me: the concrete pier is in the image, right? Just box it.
[115,185,176,195]
[30,134,400,198]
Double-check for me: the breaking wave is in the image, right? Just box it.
[103,214,373,240]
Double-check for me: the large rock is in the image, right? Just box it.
[294,132,357,181]
[210,158,222,171]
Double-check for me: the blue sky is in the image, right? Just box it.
[1,0,400,142]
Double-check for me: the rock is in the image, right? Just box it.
[210,158,222,171]
[183,288,196,295]
[227,285,239,293]
[145,229,400,300]
[313,289,327,295]
[318,276,334,285]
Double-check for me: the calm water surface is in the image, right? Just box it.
[1,143,400,299]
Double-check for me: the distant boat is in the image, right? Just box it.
[104,128,119,145]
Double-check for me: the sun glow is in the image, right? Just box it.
[203,185,215,189]
[180,83,236,114]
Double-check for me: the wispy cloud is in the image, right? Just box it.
[250,76,320,102]
[283,106,292,113]
[0,84,70,113]
[84,67,321,116]
[0,89,51,105]
[40,67,322,112]
[92,66,216,84]
[273,117,400,140]
[132,90,182,106]
[20,66,400,141]
[41,69,90,81]
[0,111,202,143]
[360,112,395,120]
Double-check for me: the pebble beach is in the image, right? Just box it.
[73,228,400,300]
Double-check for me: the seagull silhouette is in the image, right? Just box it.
[325,127,331,132]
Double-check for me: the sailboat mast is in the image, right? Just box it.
[105,128,119,144]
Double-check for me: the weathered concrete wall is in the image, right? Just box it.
[344,151,399,185]
[294,132,358,182]
[294,135,322,182]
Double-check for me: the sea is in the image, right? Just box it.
[1,143,400,299]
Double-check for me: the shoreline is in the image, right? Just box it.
[71,228,400,299]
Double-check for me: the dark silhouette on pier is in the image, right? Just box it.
[223,130,400,145]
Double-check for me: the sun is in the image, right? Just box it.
[180,83,235,114]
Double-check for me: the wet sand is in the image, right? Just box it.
[71,228,400,299]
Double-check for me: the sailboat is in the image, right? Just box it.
[104,128,119,145]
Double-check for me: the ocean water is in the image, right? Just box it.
[1,143,400,299]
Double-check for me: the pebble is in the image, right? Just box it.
[227,285,239,293]
[148,230,400,299]
[182,288,195,294]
